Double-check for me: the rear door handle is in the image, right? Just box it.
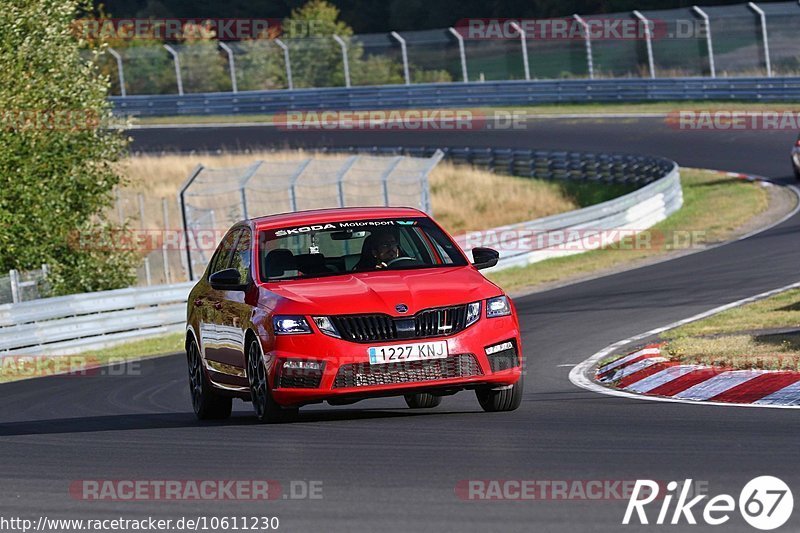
[193,298,204,307]
[213,301,223,310]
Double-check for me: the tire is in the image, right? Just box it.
[187,340,232,420]
[404,393,442,409]
[246,339,298,423]
[475,374,524,413]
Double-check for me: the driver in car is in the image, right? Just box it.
[354,229,408,270]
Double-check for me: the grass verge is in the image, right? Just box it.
[0,333,184,383]
[487,169,771,294]
[659,288,800,370]
[130,101,800,125]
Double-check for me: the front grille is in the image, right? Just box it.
[486,340,520,373]
[329,304,470,343]
[333,354,482,388]
[329,314,397,342]
[277,368,324,389]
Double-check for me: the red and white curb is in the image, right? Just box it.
[569,280,800,409]
[596,344,800,406]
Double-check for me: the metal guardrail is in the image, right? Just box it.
[0,282,193,356]
[0,148,679,354]
[456,164,682,271]
[112,77,800,117]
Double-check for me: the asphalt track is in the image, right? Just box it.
[1,118,799,532]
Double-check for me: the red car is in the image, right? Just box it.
[185,207,523,422]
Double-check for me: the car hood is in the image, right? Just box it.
[264,267,500,316]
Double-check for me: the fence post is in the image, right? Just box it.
[332,35,351,88]
[632,11,655,79]
[115,188,125,224]
[238,160,264,220]
[420,150,445,214]
[163,44,184,95]
[692,6,716,78]
[509,22,530,81]
[573,15,594,79]
[274,39,293,90]
[9,269,20,304]
[218,42,238,93]
[379,156,404,206]
[161,197,172,285]
[390,32,411,85]
[748,2,772,77]
[107,47,126,97]
[448,27,469,82]
[288,159,312,212]
[335,156,359,208]
[138,193,152,286]
[178,164,204,281]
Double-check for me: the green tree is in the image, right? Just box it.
[0,0,137,294]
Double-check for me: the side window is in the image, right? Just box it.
[208,230,240,276]
[229,229,252,282]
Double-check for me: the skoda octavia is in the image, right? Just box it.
[185,207,523,422]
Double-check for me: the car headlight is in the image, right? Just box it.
[312,316,341,338]
[273,316,312,335]
[486,296,511,318]
[465,301,481,327]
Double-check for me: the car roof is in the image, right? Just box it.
[251,206,428,230]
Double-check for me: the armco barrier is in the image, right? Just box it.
[0,282,193,356]
[0,149,679,355]
[455,164,681,271]
[111,77,800,117]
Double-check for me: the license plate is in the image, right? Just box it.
[367,340,448,365]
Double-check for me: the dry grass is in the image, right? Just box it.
[117,151,580,235]
[662,333,800,371]
[663,288,800,339]
[657,288,800,371]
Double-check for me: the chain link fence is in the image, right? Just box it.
[179,152,443,279]
[88,1,798,97]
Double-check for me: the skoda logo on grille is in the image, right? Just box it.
[395,303,409,313]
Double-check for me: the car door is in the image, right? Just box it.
[210,227,253,373]
[202,229,241,364]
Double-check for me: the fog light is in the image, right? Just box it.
[485,341,514,356]
[283,360,323,371]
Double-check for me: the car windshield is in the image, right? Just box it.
[258,217,467,281]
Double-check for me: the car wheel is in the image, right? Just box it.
[246,339,298,423]
[404,393,442,408]
[475,374,523,412]
[187,340,232,420]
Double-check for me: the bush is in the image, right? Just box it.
[0,0,132,295]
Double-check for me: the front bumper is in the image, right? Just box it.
[264,315,523,406]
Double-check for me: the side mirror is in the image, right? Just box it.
[471,247,499,270]
[209,268,245,291]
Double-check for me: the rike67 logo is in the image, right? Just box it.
[624,477,793,530]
